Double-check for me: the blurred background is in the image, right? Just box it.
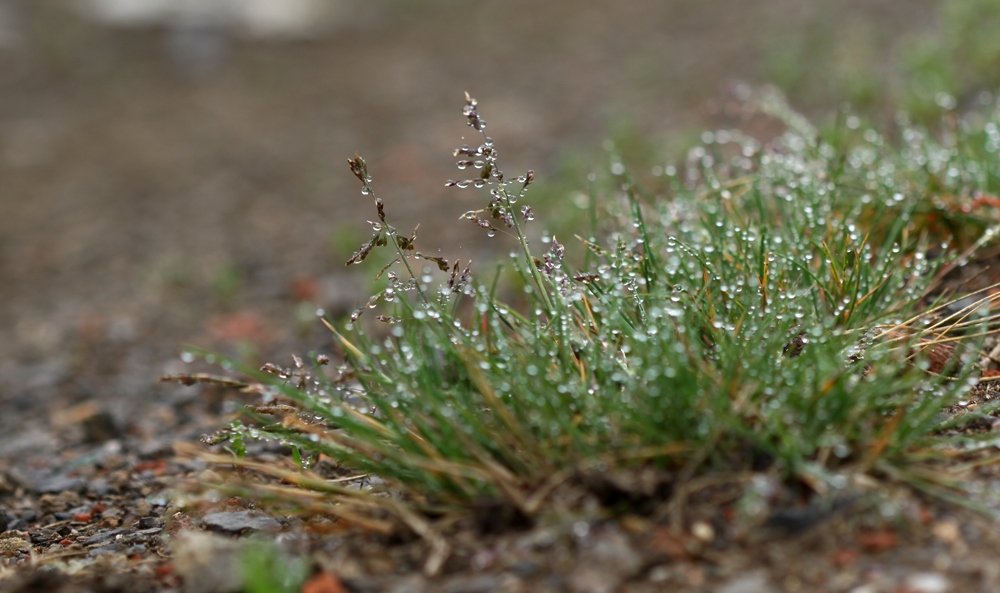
[1,0,999,443]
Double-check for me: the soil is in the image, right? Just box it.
[5,1,1000,592]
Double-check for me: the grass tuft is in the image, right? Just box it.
[168,90,1000,541]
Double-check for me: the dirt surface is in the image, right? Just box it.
[9,1,1000,591]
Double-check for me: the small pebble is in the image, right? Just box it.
[87,478,112,497]
[509,560,541,577]
[81,409,122,443]
[691,521,714,543]
[202,510,281,534]
[440,574,501,593]
[88,546,116,556]
[84,528,126,546]
[136,527,163,537]
[35,475,86,494]
[138,516,160,529]
[904,573,949,593]
[719,571,778,593]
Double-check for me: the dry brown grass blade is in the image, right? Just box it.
[174,442,452,575]
[861,408,907,470]
[386,499,451,576]
[887,280,1000,337]
[322,317,364,359]
[159,373,251,389]
[520,443,693,514]
[174,443,394,531]
[522,466,575,515]
[865,284,1000,376]
[403,425,480,494]
[242,483,395,534]
[925,293,1000,335]
[285,418,503,484]
[175,442,366,498]
[457,347,549,471]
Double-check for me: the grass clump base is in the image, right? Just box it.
[166,89,1000,573]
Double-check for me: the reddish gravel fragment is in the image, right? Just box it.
[859,529,898,552]
[134,460,168,473]
[302,571,348,593]
[832,547,858,567]
[154,563,174,578]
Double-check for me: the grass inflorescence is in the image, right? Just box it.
[169,90,1000,542]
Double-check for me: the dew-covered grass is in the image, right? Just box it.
[175,89,1000,518]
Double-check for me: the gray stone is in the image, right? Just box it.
[903,573,949,593]
[84,528,126,546]
[719,571,778,593]
[388,575,427,593]
[0,431,59,458]
[441,574,502,593]
[509,560,541,577]
[172,531,244,593]
[34,474,86,494]
[81,410,122,443]
[137,526,163,536]
[138,438,174,459]
[87,478,112,497]
[202,510,281,534]
[568,529,643,593]
[88,546,117,556]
